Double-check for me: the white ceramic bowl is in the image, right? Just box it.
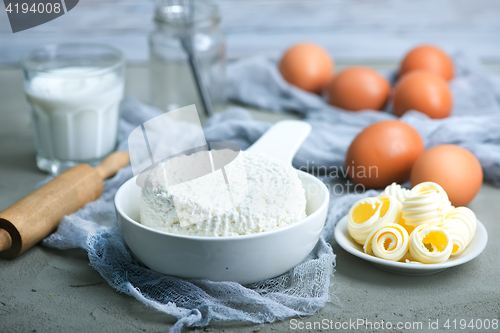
[334,215,488,275]
[115,170,329,284]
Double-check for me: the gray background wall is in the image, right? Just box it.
[1,0,499,66]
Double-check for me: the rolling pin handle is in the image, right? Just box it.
[0,229,12,253]
[95,151,130,180]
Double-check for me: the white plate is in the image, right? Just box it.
[334,215,488,275]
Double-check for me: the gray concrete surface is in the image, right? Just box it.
[0,66,499,333]
[2,0,500,64]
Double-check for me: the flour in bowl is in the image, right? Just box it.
[139,151,307,236]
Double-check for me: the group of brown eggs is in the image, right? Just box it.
[279,42,483,207]
[279,43,454,119]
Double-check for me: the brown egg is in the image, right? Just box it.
[326,67,390,111]
[411,145,483,206]
[279,43,334,94]
[400,45,454,81]
[393,71,453,119]
[346,120,425,189]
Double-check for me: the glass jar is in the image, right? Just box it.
[149,0,226,119]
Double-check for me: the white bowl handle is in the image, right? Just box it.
[246,120,311,165]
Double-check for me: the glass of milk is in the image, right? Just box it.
[21,43,125,175]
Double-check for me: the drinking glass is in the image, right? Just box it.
[21,43,125,175]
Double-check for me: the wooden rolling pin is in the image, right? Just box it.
[0,151,130,259]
